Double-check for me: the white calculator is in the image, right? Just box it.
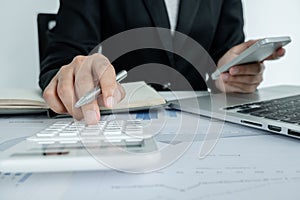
[0,120,160,173]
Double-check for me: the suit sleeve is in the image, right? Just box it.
[39,0,101,90]
[209,0,245,64]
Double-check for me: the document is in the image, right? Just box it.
[1,135,300,200]
[2,108,297,199]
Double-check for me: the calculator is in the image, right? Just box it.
[0,120,160,173]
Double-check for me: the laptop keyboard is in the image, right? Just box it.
[27,120,148,147]
[225,95,300,124]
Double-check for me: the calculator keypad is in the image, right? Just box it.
[27,120,146,146]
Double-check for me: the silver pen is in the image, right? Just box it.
[74,70,127,108]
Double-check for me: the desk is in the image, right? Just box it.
[1,105,300,199]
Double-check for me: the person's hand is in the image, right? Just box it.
[43,53,125,124]
[215,40,286,93]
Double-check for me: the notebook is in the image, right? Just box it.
[170,85,300,140]
[0,81,166,115]
[0,89,49,114]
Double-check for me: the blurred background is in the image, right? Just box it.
[0,0,299,90]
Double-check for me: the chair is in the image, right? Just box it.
[37,13,57,64]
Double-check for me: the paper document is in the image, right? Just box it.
[1,108,296,199]
[1,135,300,200]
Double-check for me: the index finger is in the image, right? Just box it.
[265,47,286,61]
[74,56,105,124]
[229,63,265,76]
[94,63,117,109]
[75,54,117,124]
[230,40,258,55]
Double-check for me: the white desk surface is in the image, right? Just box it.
[0,104,300,199]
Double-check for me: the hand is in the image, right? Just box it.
[215,40,286,93]
[43,53,125,124]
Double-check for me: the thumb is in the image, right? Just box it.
[265,47,286,61]
[231,39,258,55]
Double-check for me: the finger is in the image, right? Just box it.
[80,100,100,125]
[221,73,263,85]
[56,66,83,120]
[216,78,244,93]
[98,82,126,105]
[222,84,243,93]
[229,63,265,76]
[43,74,68,114]
[98,65,118,108]
[265,47,286,60]
[216,74,260,93]
[109,82,125,104]
[230,40,258,55]
[218,81,258,93]
[225,82,258,93]
[78,53,113,93]
[97,83,126,107]
[89,54,118,108]
[117,82,126,101]
[74,56,101,125]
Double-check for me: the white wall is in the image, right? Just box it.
[243,0,300,88]
[0,0,59,90]
[0,0,299,90]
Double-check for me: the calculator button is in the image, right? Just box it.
[103,129,122,136]
[105,138,123,143]
[36,131,58,137]
[80,131,100,136]
[28,120,152,146]
[125,138,143,142]
[49,125,65,129]
[59,140,78,144]
[38,141,56,145]
[59,132,78,137]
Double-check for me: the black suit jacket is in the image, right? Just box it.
[39,0,244,91]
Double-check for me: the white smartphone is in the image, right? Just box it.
[211,36,292,80]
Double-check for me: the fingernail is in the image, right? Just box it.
[231,68,239,75]
[222,74,229,80]
[84,110,98,125]
[106,96,115,108]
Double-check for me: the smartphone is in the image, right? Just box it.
[211,36,292,80]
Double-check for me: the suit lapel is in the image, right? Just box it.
[143,0,170,29]
[143,0,202,36]
[143,0,202,65]
[143,0,175,66]
[174,0,202,54]
[176,0,202,35]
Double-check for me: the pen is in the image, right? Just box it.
[74,70,127,108]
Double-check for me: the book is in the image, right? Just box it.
[0,89,49,114]
[0,81,166,115]
[101,81,167,114]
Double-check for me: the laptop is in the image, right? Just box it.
[170,85,300,139]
